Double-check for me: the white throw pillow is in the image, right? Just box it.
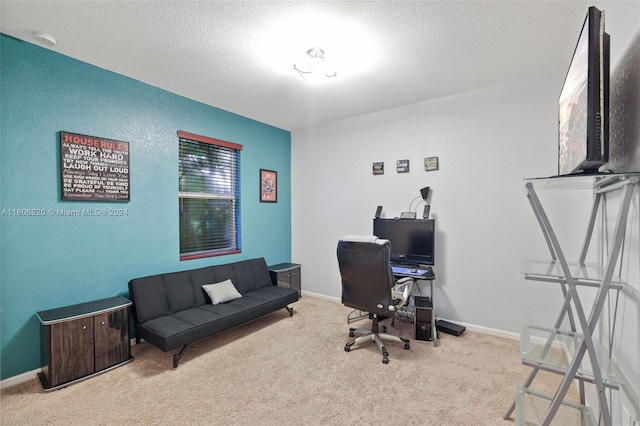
[202,279,242,305]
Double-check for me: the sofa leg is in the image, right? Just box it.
[173,345,188,368]
[285,306,293,317]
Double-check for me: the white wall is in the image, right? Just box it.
[292,1,640,422]
[291,73,563,332]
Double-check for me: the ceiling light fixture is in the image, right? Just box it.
[33,31,57,46]
[293,47,337,83]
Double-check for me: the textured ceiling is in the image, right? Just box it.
[1,1,588,131]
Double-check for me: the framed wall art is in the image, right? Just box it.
[396,159,410,173]
[260,169,277,202]
[372,162,384,175]
[424,156,439,171]
[60,131,130,201]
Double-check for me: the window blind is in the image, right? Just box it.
[178,131,242,260]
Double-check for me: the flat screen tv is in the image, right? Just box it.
[558,6,610,175]
[373,218,435,266]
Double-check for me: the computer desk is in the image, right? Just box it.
[393,268,439,347]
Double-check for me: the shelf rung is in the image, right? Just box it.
[515,386,596,426]
[524,274,623,290]
[520,325,623,388]
[521,360,620,390]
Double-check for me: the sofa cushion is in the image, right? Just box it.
[249,286,300,310]
[247,258,274,291]
[141,314,198,340]
[227,262,259,293]
[142,292,282,351]
[128,275,169,324]
[202,279,242,305]
[188,267,215,306]
[207,258,273,294]
[163,270,198,313]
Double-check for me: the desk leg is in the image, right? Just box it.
[431,280,439,347]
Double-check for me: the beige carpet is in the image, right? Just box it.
[1,296,582,425]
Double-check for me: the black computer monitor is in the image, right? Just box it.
[373,218,435,265]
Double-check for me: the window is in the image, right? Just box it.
[178,131,242,260]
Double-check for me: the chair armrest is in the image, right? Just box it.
[390,277,414,310]
[396,276,413,286]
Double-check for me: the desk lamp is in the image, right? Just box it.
[403,186,430,219]
[420,187,431,219]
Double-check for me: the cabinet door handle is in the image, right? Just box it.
[82,325,87,330]
[101,321,105,325]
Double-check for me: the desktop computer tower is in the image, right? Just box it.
[414,296,432,341]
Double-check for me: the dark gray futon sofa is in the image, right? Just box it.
[128,257,299,367]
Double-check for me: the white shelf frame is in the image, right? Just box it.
[504,174,639,426]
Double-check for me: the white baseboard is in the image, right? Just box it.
[438,318,520,341]
[300,290,340,303]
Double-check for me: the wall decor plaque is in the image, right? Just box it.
[396,159,410,173]
[424,156,439,171]
[60,131,130,201]
[372,162,384,175]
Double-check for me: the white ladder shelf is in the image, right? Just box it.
[504,173,639,425]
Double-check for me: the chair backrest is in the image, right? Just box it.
[337,238,395,316]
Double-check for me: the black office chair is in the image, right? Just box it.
[337,235,414,364]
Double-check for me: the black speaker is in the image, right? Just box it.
[375,205,382,219]
[414,296,432,341]
[422,204,430,219]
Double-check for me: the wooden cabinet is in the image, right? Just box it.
[93,309,130,372]
[37,296,133,391]
[268,263,301,297]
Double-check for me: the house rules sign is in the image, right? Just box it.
[60,131,130,201]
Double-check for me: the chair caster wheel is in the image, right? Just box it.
[344,344,351,352]
[404,343,410,350]
[382,326,387,333]
[349,331,354,337]
[382,356,389,364]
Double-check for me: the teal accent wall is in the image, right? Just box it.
[0,34,292,380]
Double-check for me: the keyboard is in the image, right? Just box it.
[391,265,434,278]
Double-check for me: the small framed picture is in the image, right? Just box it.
[260,169,277,202]
[372,162,384,175]
[397,159,410,173]
[424,156,439,171]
